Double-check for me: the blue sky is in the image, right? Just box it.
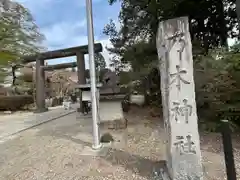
[16,0,121,68]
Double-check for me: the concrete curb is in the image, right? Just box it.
[0,109,76,141]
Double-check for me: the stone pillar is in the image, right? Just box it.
[156,16,203,179]
[76,52,86,113]
[35,59,47,113]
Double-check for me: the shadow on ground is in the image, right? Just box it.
[105,148,166,179]
[32,110,166,179]
[0,106,239,179]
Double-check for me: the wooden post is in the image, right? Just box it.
[157,16,203,179]
[35,59,47,113]
[76,52,86,113]
[221,120,237,180]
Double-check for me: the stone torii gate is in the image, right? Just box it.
[21,43,102,113]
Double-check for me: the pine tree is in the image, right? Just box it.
[0,0,45,65]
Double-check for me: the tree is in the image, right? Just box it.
[237,0,240,38]
[0,0,45,65]
[105,1,238,69]
[94,52,106,71]
[105,0,237,55]
[105,0,240,129]
[0,0,45,88]
[104,0,238,94]
[94,53,106,82]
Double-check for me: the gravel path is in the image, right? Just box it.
[0,107,239,180]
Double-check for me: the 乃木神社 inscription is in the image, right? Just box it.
[167,31,186,65]
[171,101,181,123]
[181,99,192,123]
[157,16,203,179]
[174,135,196,155]
[171,99,192,123]
[170,65,190,91]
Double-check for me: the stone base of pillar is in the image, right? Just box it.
[34,107,48,113]
[99,118,127,130]
[77,107,84,114]
[152,162,171,180]
[77,108,86,116]
[158,171,171,180]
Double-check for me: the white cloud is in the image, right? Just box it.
[17,0,103,9]
[15,0,58,10]
[16,0,50,3]
[83,38,113,69]
[41,20,87,50]
[100,38,114,67]
[77,0,104,7]
[41,18,114,68]
[15,0,116,69]
[16,0,62,5]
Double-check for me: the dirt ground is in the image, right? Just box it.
[0,106,238,180]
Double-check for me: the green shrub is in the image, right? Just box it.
[0,95,34,111]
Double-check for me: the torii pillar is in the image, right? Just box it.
[35,59,48,113]
[76,52,86,113]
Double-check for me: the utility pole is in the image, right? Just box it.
[85,0,102,150]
